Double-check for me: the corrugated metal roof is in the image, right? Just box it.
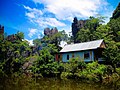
[60,39,104,53]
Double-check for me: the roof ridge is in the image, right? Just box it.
[66,39,103,46]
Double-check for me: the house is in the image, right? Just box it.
[55,39,105,62]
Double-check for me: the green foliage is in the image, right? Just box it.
[30,48,60,77]
[45,44,58,55]
[0,34,4,42]
[60,72,73,79]
[111,3,120,19]
[108,17,120,42]
[105,8,120,67]
[76,16,105,43]
[103,41,120,66]
[95,25,112,40]
[116,68,120,75]
[0,30,68,77]
[33,39,42,46]
[77,62,107,82]
[60,57,86,79]
[61,60,107,82]
[50,30,68,46]
[42,30,68,46]
[0,32,31,75]
[33,30,68,51]
[85,16,104,31]
[75,15,120,67]
[86,62,107,75]
[16,31,24,40]
[76,28,90,42]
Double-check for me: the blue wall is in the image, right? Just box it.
[62,50,94,62]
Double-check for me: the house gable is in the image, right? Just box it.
[100,41,106,48]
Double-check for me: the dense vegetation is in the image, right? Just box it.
[0,2,120,85]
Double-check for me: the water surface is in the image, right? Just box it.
[0,77,119,90]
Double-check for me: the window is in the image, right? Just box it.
[84,52,90,59]
[72,53,74,58]
[67,54,69,60]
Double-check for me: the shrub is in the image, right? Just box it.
[60,72,73,79]
[116,68,120,75]
[111,73,119,82]
[75,62,107,82]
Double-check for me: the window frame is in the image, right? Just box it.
[67,54,69,60]
[84,52,90,59]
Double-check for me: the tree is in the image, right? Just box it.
[84,16,105,41]
[104,2,120,69]
[75,14,120,69]
[37,30,68,51]
[108,18,120,42]
[0,32,31,75]
[76,16,105,43]
[50,30,68,46]
[103,40,120,71]
[31,47,59,76]
[16,31,24,41]
[33,39,42,46]
[94,25,112,41]
[76,28,90,42]
[111,2,120,19]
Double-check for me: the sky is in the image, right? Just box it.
[0,0,120,43]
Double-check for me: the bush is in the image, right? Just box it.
[106,65,114,75]
[111,73,119,82]
[60,72,73,79]
[116,68,120,75]
[74,62,107,82]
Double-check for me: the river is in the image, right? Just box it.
[0,76,119,90]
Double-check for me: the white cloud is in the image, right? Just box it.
[24,5,66,27]
[25,39,34,46]
[60,41,67,47]
[32,0,110,21]
[35,17,66,27]
[59,26,72,37]
[26,12,35,18]
[28,28,37,38]
[24,5,43,16]
[102,8,114,23]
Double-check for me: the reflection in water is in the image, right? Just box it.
[0,76,119,90]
